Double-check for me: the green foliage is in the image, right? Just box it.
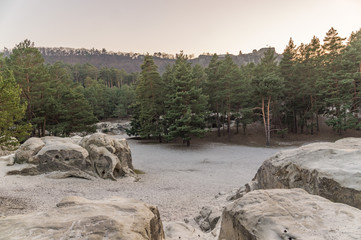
[0,69,31,147]
[6,39,50,136]
[135,55,165,140]
[165,52,208,146]
[3,28,361,146]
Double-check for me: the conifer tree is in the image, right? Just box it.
[0,68,31,147]
[218,54,240,135]
[253,48,284,145]
[205,54,222,136]
[322,28,348,133]
[280,38,299,133]
[165,52,208,146]
[136,55,165,141]
[6,39,50,136]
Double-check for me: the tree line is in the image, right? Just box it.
[130,27,361,146]
[0,39,138,146]
[1,27,360,147]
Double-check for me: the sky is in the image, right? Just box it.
[1,0,360,56]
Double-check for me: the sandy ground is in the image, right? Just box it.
[0,135,286,224]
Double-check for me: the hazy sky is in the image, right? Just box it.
[1,0,360,55]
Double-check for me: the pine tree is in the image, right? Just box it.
[6,39,50,136]
[205,54,222,136]
[218,54,240,135]
[322,28,348,134]
[0,68,31,147]
[280,38,299,133]
[253,48,284,145]
[56,86,97,136]
[165,52,208,146]
[136,55,165,141]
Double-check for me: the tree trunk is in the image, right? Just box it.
[266,96,271,146]
[227,102,231,135]
[243,124,247,135]
[42,118,46,137]
[293,108,297,134]
[186,140,190,147]
[216,104,221,137]
[261,97,268,146]
[236,119,239,134]
[222,113,225,136]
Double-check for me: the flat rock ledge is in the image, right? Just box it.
[0,196,165,240]
[8,133,137,180]
[219,188,361,240]
[231,138,361,209]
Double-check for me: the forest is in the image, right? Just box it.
[0,27,360,147]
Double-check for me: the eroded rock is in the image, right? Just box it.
[233,138,361,209]
[219,188,361,240]
[11,133,136,180]
[14,137,45,164]
[0,196,165,240]
[80,133,137,180]
[194,206,221,232]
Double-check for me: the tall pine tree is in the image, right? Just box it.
[135,55,165,141]
[165,52,208,146]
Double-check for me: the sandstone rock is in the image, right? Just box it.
[0,196,165,240]
[194,206,221,232]
[80,133,136,180]
[14,137,45,164]
[164,221,212,240]
[35,137,91,171]
[219,188,361,240]
[95,121,130,135]
[9,133,136,180]
[234,138,361,209]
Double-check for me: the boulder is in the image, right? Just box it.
[0,196,165,240]
[14,137,45,164]
[80,133,136,180]
[233,138,361,209]
[194,206,221,232]
[219,188,361,240]
[164,222,213,240]
[35,137,91,172]
[10,133,136,180]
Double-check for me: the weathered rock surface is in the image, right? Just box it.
[96,121,130,135]
[10,133,136,180]
[0,196,165,240]
[80,133,136,180]
[219,188,361,240]
[14,137,45,164]
[232,138,361,209]
[194,206,221,232]
[164,221,217,240]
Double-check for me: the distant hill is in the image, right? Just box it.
[16,47,283,73]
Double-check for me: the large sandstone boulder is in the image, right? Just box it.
[0,196,165,240]
[80,133,136,180]
[10,133,136,180]
[231,138,361,209]
[219,188,361,240]
[14,137,45,164]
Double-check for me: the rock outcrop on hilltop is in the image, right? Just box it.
[218,188,361,240]
[230,138,361,209]
[9,133,137,180]
[0,196,165,240]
